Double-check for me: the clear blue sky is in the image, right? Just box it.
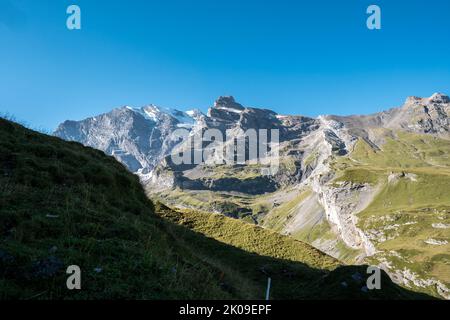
[0,0,449,130]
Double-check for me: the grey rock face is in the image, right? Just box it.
[54,93,449,194]
[54,105,200,174]
[214,96,245,111]
[326,93,450,137]
[54,96,321,194]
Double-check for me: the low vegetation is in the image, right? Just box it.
[156,203,433,299]
[0,118,433,299]
[331,131,450,298]
[0,117,234,299]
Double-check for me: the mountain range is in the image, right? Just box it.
[54,93,450,299]
[1,116,430,299]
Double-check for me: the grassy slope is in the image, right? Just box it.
[0,118,432,299]
[0,118,236,299]
[262,190,312,231]
[260,189,362,264]
[156,204,432,299]
[331,131,450,298]
[157,204,338,270]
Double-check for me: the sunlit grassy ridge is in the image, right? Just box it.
[347,131,450,168]
[156,203,432,299]
[262,190,311,231]
[157,204,338,270]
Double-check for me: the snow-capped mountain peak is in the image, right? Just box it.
[123,104,203,127]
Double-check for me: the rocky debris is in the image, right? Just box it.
[388,266,450,300]
[315,181,376,252]
[366,229,398,243]
[365,219,418,244]
[424,238,449,246]
[387,93,450,135]
[432,223,450,229]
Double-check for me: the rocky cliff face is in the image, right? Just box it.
[54,105,202,174]
[55,93,449,177]
[54,93,450,299]
[327,93,450,139]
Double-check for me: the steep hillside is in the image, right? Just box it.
[0,117,228,299]
[155,204,431,299]
[332,131,450,298]
[1,117,429,299]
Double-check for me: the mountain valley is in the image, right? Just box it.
[53,93,450,299]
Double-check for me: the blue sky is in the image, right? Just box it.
[0,0,449,130]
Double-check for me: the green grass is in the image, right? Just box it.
[262,190,363,264]
[348,132,450,168]
[303,151,319,168]
[329,131,450,298]
[362,174,450,213]
[156,203,433,299]
[196,164,263,180]
[0,118,434,299]
[333,168,381,185]
[0,117,235,299]
[154,188,256,219]
[155,129,450,299]
[262,190,311,231]
[157,204,339,270]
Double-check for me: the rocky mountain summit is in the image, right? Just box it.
[55,93,450,177]
[54,105,202,173]
[328,93,450,137]
[54,93,450,299]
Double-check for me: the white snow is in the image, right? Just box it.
[125,104,203,128]
[216,106,243,114]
